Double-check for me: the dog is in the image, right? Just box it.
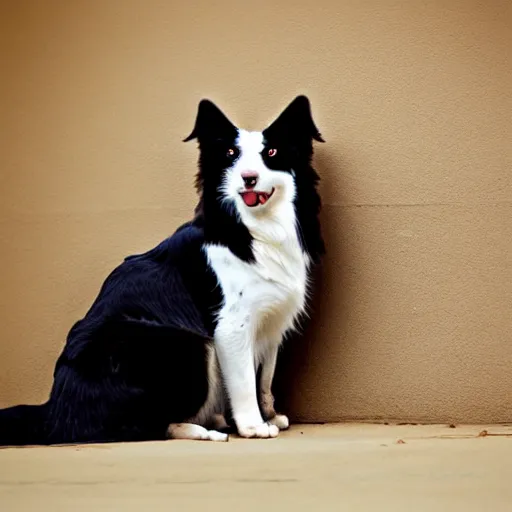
[0,95,325,445]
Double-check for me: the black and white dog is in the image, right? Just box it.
[0,95,325,445]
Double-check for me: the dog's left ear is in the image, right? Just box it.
[264,95,325,143]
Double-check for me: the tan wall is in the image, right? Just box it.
[1,0,510,424]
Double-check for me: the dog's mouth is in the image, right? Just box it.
[239,188,275,207]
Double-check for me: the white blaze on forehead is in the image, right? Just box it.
[236,130,264,157]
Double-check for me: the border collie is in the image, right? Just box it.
[0,95,325,445]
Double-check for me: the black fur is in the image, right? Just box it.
[0,224,219,445]
[187,99,256,263]
[0,96,324,446]
[262,96,325,263]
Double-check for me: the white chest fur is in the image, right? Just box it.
[188,214,308,433]
[205,219,309,358]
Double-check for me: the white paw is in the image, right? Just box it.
[206,430,229,442]
[237,422,279,439]
[269,414,290,430]
[167,423,229,442]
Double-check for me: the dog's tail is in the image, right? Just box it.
[0,404,48,447]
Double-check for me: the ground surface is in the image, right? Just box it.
[0,423,510,511]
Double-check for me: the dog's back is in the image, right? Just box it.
[0,223,218,445]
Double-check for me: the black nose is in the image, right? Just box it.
[242,175,258,189]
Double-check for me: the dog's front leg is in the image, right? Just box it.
[215,321,279,439]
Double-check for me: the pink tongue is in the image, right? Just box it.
[242,191,258,206]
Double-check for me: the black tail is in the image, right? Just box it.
[0,404,48,446]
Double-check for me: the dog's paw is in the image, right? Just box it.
[206,430,230,442]
[237,422,279,439]
[269,414,289,430]
[167,423,229,442]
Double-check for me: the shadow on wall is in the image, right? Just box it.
[274,148,357,422]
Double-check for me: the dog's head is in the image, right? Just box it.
[185,96,325,261]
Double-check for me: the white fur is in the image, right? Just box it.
[167,423,228,442]
[204,130,310,439]
[222,130,297,216]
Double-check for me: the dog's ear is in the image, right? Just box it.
[264,95,325,143]
[183,99,237,142]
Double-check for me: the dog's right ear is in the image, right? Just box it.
[183,99,238,142]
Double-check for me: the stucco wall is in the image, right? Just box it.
[1,0,510,423]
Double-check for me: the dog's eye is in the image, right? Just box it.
[268,148,277,157]
[227,148,237,158]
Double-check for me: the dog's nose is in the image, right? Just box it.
[241,171,259,189]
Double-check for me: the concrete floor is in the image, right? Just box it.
[0,423,510,511]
